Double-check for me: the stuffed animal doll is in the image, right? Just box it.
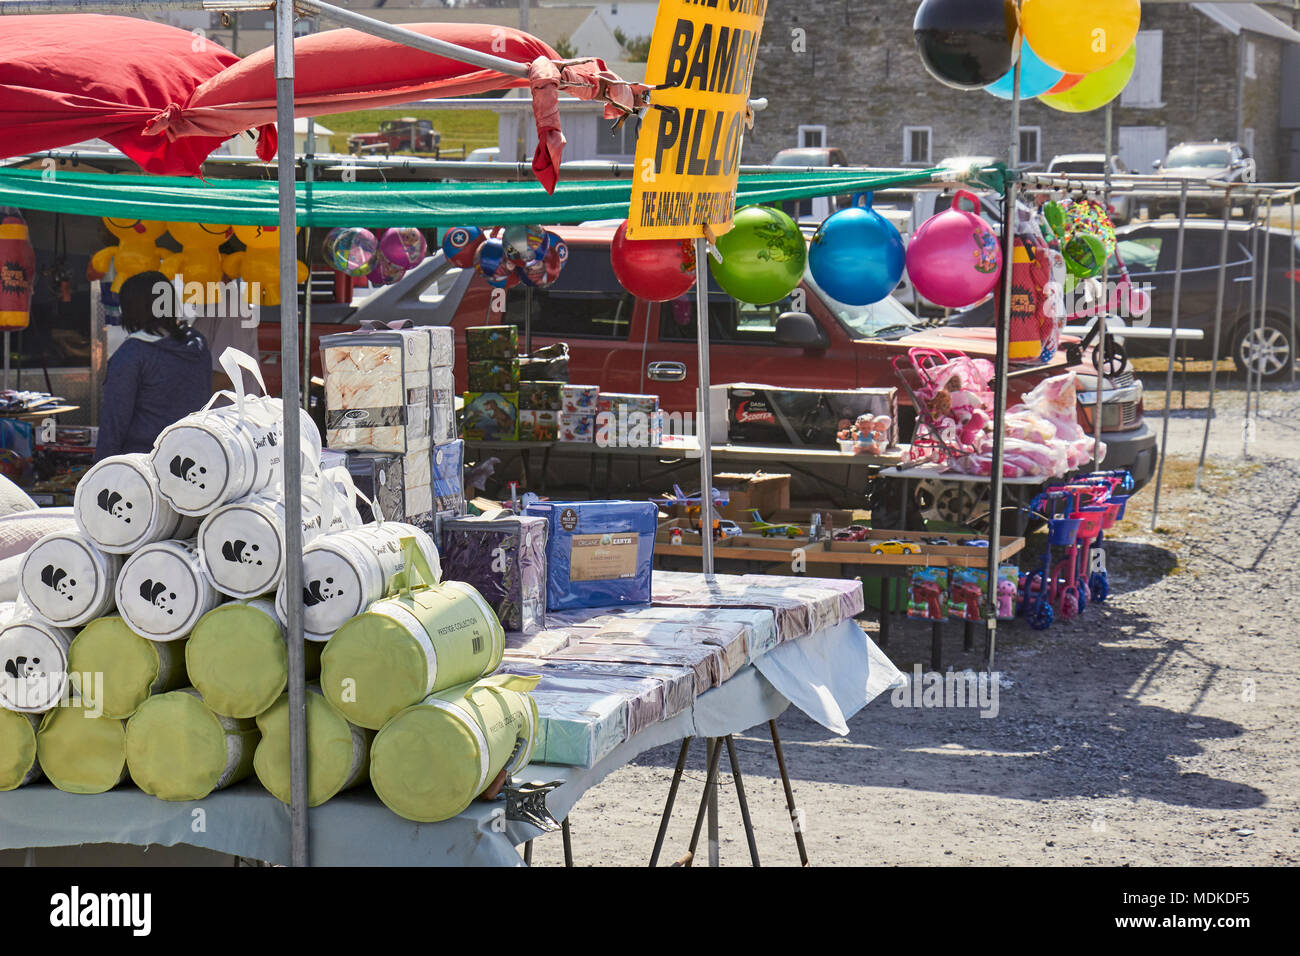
[161,222,234,303]
[223,225,308,306]
[88,218,169,293]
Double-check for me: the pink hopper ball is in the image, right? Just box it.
[906,190,1003,308]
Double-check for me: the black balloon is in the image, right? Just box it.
[914,0,1020,91]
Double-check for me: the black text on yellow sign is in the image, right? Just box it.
[628,0,769,241]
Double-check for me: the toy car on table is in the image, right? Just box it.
[868,539,923,556]
[833,525,871,542]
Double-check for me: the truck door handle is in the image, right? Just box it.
[647,361,687,382]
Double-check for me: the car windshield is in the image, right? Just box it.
[1165,146,1230,168]
[1049,160,1104,174]
[804,270,926,339]
[772,149,829,166]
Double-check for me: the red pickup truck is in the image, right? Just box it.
[258,224,1155,489]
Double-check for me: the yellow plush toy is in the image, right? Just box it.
[223,225,308,307]
[88,218,169,293]
[161,222,234,303]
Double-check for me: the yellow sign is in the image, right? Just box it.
[627,0,769,240]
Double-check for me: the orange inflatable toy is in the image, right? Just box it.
[88,218,169,293]
[223,225,308,307]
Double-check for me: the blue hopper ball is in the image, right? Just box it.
[809,206,906,306]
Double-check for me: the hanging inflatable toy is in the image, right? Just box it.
[913,0,1021,91]
[502,224,548,264]
[1061,198,1117,256]
[906,191,1003,309]
[475,237,519,289]
[808,193,906,306]
[378,227,428,272]
[610,220,696,302]
[539,232,568,289]
[325,227,378,277]
[985,41,1062,100]
[161,222,234,304]
[1021,0,1140,75]
[88,218,169,293]
[0,208,36,331]
[442,226,485,268]
[222,225,309,307]
[708,205,807,306]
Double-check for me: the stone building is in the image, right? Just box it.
[746,1,1300,181]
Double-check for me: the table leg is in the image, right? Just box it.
[649,738,691,867]
[561,817,574,868]
[706,737,720,868]
[724,734,760,868]
[522,840,533,866]
[769,719,810,867]
[963,619,974,653]
[931,621,943,672]
[878,578,891,648]
[676,737,723,867]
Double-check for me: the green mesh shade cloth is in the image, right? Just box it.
[0,166,956,227]
[186,600,322,720]
[67,616,188,720]
[254,685,370,808]
[0,709,41,791]
[36,706,128,794]
[125,689,258,801]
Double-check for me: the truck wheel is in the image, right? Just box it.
[1233,316,1294,381]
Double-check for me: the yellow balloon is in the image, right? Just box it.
[1022,0,1141,75]
[1037,42,1136,113]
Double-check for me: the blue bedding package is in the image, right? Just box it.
[525,500,656,611]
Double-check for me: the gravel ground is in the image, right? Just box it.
[527,374,1300,867]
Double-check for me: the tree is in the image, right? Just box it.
[613,27,651,62]
[553,35,577,59]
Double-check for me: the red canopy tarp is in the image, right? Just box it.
[0,15,242,175]
[0,15,647,191]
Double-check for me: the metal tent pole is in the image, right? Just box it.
[1150,179,1188,531]
[1195,188,1235,489]
[1258,194,1274,407]
[1291,190,1297,386]
[274,0,309,869]
[695,236,715,576]
[1244,201,1261,457]
[1094,104,1113,471]
[985,55,1020,672]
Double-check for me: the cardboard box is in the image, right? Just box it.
[465,325,518,361]
[711,383,899,449]
[558,413,595,443]
[713,472,790,523]
[519,409,560,442]
[467,358,520,393]
[462,391,519,441]
[519,380,565,411]
[561,385,599,415]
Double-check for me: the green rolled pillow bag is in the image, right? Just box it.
[125,688,259,801]
[370,673,540,823]
[0,709,41,790]
[321,537,504,730]
[36,704,129,794]
[254,684,371,807]
[67,615,188,719]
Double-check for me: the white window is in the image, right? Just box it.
[904,126,932,165]
[1019,127,1041,165]
[1245,40,1257,80]
[1122,30,1164,108]
[798,125,826,149]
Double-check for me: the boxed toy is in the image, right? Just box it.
[907,567,950,621]
[465,325,518,361]
[432,439,466,515]
[558,413,595,443]
[519,380,565,411]
[596,392,659,416]
[462,391,519,441]
[467,359,520,394]
[711,383,899,449]
[561,385,599,415]
[519,410,559,442]
[525,500,656,611]
[947,568,989,621]
[322,328,433,453]
[440,512,547,631]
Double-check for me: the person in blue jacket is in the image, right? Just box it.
[95,271,212,461]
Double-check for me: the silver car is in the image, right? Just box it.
[1045,153,1132,223]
